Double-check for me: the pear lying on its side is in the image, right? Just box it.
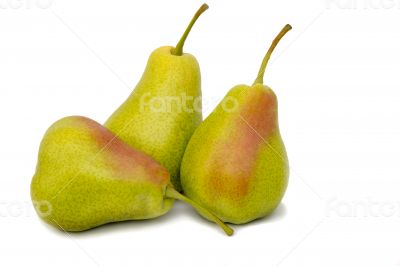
[180,25,292,224]
[105,4,209,191]
[31,116,233,235]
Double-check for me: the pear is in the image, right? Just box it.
[31,116,233,235]
[180,25,292,224]
[104,4,208,191]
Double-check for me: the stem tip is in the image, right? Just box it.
[253,24,292,85]
[171,3,209,56]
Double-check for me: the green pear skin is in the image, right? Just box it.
[104,4,208,191]
[31,116,174,231]
[180,25,292,224]
[31,116,233,235]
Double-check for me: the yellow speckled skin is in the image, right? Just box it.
[105,46,202,191]
[31,116,174,231]
[180,84,289,224]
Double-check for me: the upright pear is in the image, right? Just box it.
[180,25,292,224]
[31,116,233,235]
[104,4,208,191]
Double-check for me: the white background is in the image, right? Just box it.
[1,0,400,265]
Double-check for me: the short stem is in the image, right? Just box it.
[253,24,292,85]
[165,185,234,236]
[170,3,209,56]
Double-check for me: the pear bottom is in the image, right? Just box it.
[32,176,174,231]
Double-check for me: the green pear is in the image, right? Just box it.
[104,4,208,191]
[31,116,233,235]
[180,25,292,224]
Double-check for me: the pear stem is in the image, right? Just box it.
[253,24,292,85]
[170,3,209,56]
[165,185,234,236]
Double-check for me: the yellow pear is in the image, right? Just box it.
[181,25,292,224]
[31,116,233,235]
[105,4,208,191]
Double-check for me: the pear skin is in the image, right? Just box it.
[31,116,174,231]
[180,25,292,224]
[104,4,209,191]
[31,116,233,235]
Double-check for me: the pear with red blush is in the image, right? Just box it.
[180,25,292,224]
[30,116,233,235]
